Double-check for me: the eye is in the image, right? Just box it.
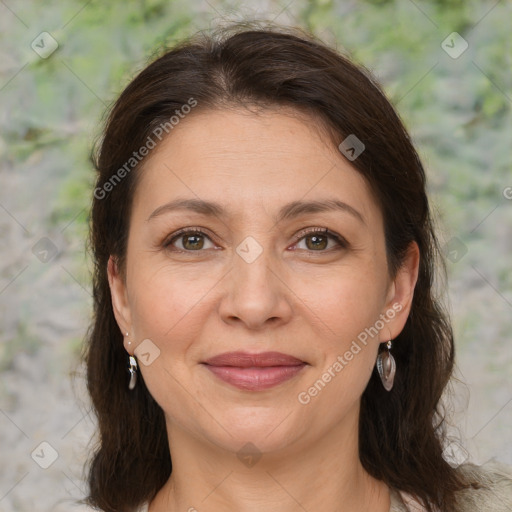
[162,226,348,253]
[292,227,348,252]
[163,228,217,252]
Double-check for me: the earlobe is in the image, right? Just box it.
[380,241,420,342]
[107,255,132,338]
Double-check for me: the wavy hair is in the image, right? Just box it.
[82,21,475,512]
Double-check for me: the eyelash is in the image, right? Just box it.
[162,226,348,253]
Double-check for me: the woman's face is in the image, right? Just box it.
[109,106,418,456]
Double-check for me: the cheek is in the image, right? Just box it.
[127,260,216,341]
[127,268,208,415]
[291,262,386,404]
[293,263,387,348]
[298,289,381,419]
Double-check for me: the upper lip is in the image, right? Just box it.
[203,351,305,367]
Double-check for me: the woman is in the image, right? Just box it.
[82,22,512,512]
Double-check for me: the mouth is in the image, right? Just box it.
[201,351,308,391]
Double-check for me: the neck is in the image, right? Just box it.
[149,409,390,512]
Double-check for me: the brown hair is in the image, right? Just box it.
[82,20,474,512]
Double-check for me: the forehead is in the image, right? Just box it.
[131,107,381,227]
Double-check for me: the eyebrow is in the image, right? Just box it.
[147,197,365,225]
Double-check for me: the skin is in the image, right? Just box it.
[108,106,420,512]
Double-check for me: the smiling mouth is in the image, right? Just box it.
[201,351,308,391]
[202,363,307,391]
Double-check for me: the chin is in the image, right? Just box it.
[204,405,304,454]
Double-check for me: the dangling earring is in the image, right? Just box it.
[128,355,138,390]
[125,332,131,345]
[376,340,396,391]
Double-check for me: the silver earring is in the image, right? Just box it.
[376,340,396,391]
[125,332,131,345]
[128,355,138,390]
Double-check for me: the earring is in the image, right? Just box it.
[128,355,138,390]
[376,340,396,391]
[125,332,131,345]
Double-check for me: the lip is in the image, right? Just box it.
[204,351,305,367]
[202,351,307,391]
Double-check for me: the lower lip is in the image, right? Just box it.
[203,364,307,391]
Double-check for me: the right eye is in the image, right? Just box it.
[163,228,218,252]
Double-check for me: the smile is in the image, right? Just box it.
[202,364,307,391]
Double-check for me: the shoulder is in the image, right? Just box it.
[390,460,512,512]
[453,460,512,511]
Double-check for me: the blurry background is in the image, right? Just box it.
[0,0,510,510]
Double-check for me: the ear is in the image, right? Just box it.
[107,255,133,352]
[379,241,420,343]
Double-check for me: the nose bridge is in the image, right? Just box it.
[233,233,277,296]
[220,232,290,328]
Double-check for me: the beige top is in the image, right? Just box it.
[138,461,512,512]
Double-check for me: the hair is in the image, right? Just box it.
[82,20,477,512]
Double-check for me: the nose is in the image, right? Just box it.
[218,238,293,330]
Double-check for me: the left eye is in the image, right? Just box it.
[292,229,347,251]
